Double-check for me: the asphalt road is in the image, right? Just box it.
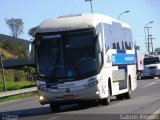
[0,78,160,120]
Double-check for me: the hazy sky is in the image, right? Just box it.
[0,0,160,52]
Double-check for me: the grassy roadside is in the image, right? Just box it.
[0,91,37,103]
[0,81,36,92]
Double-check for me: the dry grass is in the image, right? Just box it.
[0,48,16,59]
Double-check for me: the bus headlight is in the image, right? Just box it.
[96,91,100,94]
[39,95,44,101]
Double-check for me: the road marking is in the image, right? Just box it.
[47,116,58,120]
[154,108,160,114]
[142,82,157,88]
[146,108,160,120]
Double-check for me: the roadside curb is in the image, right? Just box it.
[0,87,37,98]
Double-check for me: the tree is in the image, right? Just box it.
[154,47,160,55]
[23,66,36,81]
[5,18,24,38]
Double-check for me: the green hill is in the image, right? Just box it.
[0,48,16,59]
[0,33,31,59]
[0,34,35,84]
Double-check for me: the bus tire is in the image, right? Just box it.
[50,103,60,113]
[137,71,142,80]
[101,87,111,105]
[123,80,131,99]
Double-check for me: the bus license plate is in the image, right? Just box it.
[63,95,74,100]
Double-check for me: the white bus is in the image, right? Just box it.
[143,53,160,78]
[34,13,137,112]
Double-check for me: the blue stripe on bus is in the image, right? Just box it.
[112,53,136,65]
[40,82,64,86]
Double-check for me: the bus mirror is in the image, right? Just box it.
[31,39,36,45]
[29,39,35,54]
[97,33,103,53]
[29,43,32,54]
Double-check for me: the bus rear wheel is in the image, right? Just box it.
[137,71,142,80]
[50,103,60,113]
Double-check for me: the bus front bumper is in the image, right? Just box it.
[38,85,101,105]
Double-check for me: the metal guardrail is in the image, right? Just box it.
[0,87,37,98]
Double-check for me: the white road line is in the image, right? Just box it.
[47,116,58,120]
[142,82,157,88]
[154,108,160,114]
[146,108,160,120]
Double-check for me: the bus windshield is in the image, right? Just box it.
[35,29,97,81]
[144,57,160,65]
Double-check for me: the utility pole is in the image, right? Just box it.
[144,21,153,53]
[144,27,152,53]
[149,35,155,52]
[85,0,94,13]
[0,55,7,92]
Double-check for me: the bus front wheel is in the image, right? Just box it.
[101,87,111,105]
[50,103,60,113]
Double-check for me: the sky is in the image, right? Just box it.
[0,0,160,52]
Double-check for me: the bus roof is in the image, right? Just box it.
[37,13,131,33]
